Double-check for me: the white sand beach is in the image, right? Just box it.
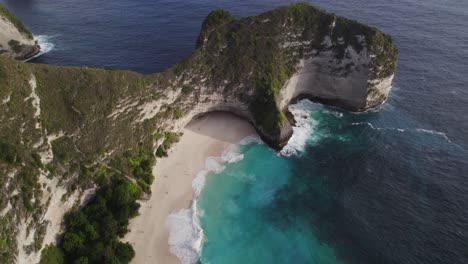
[124,112,256,264]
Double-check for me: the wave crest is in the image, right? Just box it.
[166,142,251,264]
[280,99,330,156]
[24,35,56,62]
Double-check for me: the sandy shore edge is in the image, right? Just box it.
[123,112,256,264]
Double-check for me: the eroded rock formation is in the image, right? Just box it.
[0,3,397,263]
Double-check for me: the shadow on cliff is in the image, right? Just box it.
[185,111,257,144]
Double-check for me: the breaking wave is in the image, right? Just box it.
[281,100,317,156]
[24,35,56,62]
[166,141,258,264]
[281,99,342,156]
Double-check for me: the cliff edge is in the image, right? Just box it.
[0,3,397,263]
[189,4,398,147]
[0,3,40,60]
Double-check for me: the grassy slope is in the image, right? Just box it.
[0,57,41,263]
[0,3,398,263]
[0,57,161,263]
[0,3,34,39]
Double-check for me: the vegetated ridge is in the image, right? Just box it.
[0,3,398,263]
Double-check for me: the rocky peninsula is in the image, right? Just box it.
[0,3,397,263]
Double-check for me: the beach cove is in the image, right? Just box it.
[124,112,256,264]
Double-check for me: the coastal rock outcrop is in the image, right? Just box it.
[174,4,398,147]
[0,3,397,263]
[0,4,40,60]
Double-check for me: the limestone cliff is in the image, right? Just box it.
[0,4,40,60]
[185,5,398,147]
[0,3,397,263]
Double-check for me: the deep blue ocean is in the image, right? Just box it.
[2,0,468,263]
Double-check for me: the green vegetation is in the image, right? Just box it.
[332,17,372,58]
[0,54,159,263]
[174,108,184,119]
[181,85,193,95]
[0,142,19,164]
[124,150,154,192]
[202,9,235,29]
[156,132,180,157]
[0,214,18,264]
[34,222,47,252]
[194,2,397,134]
[0,3,34,39]
[329,11,398,77]
[249,62,294,132]
[195,7,303,132]
[0,142,45,212]
[288,3,335,50]
[51,137,80,164]
[369,32,399,79]
[197,9,236,48]
[0,57,50,262]
[32,65,151,138]
[40,245,64,264]
[0,3,398,262]
[57,174,140,264]
[0,63,5,81]
[19,167,40,212]
[8,39,23,53]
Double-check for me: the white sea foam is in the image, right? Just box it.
[239,135,263,145]
[166,202,204,264]
[282,99,457,157]
[351,122,453,143]
[192,170,208,197]
[351,122,377,129]
[166,140,253,264]
[281,100,318,156]
[24,35,56,62]
[415,128,452,143]
[222,145,244,163]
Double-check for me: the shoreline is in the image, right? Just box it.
[24,35,55,62]
[123,112,257,264]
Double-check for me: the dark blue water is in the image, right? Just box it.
[3,0,467,263]
[194,100,468,264]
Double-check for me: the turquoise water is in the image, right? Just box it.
[4,0,468,262]
[196,100,468,264]
[198,142,343,264]
[198,102,348,264]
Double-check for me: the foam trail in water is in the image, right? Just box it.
[415,129,453,144]
[166,142,251,264]
[351,122,377,129]
[351,122,453,144]
[24,35,56,62]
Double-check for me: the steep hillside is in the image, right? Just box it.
[0,3,40,60]
[0,3,398,263]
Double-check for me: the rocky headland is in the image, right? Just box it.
[0,3,397,263]
[0,4,40,61]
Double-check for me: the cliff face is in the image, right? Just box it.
[0,4,40,60]
[176,4,398,147]
[0,3,397,263]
